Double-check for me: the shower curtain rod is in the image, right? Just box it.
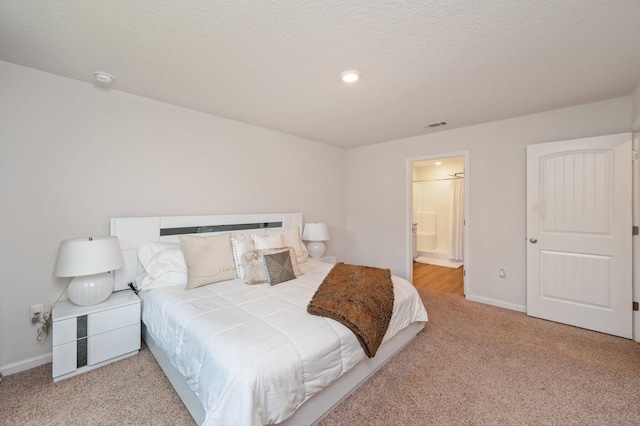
[413,172,464,183]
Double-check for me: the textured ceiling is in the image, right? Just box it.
[1,1,639,148]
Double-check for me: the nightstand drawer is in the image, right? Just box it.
[52,318,77,346]
[52,341,77,377]
[88,303,139,335]
[88,323,140,365]
[317,255,336,265]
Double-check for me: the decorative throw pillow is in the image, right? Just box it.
[266,226,308,263]
[252,234,283,250]
[179,233,237,289]
[241,247,303,285]
[267,226,306,262]
[263,250,296,285]
[231,234,255,279]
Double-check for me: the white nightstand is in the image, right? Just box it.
[52,290,140,381]
[316,255,337,265]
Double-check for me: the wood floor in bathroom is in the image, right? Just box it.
[412,262,464,296]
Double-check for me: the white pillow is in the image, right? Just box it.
[136,242,187,289]
[266,226,308,263]
[180,233,237,289]
[231,234,255,279]
[252,234,283,250]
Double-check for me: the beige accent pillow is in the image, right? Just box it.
[179,233,237,289]
[267,226,308,263]
[241,247,303,285]
[252,234,283,250]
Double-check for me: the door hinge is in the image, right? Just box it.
[633,301,639,311]
[634,226,639,236]
[633,150,639,161]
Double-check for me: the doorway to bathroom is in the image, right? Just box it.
[408,153,469,296]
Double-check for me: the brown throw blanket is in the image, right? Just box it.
[307,262,394,358]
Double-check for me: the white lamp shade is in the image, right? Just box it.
[54,236,124,277]
[302,223,330,242]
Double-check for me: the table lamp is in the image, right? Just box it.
[54,236,125,306]
[302,223,330,258]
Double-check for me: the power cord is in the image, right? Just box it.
[34,282,69,342]
[34,311,52,342]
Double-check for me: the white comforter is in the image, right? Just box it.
[140,259,428,425]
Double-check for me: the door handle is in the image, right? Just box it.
[529,237,538,244]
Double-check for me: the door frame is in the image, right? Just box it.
[406,151,470,296]
[633,133,640,341]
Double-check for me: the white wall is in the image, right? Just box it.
[345,97,633,311]
[0,61,347,373]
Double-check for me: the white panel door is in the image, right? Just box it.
[526,133,632,338]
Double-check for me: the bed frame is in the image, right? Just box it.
[110,213,423,425]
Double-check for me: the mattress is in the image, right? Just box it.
[140,259,428,425]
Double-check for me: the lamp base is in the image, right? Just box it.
[67,272,114,306]
[306,241,326,258]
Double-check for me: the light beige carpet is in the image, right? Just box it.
[0,341,195,426]
[319,289,640,425]
[2,288,640,425]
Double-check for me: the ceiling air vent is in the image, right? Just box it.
[423,121,448,128]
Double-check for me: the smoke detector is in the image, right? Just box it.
[94,72,114,84]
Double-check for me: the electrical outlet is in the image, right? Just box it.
[30,304,44,323]
[499,268,506,278]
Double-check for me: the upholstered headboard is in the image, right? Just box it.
[110,213,304,291]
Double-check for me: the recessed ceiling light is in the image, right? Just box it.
[435,161,442,166]
[340,70,360,83]
[94,71,114,84]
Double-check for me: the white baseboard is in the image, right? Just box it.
[0,352,52,376]
[466,294,526,313]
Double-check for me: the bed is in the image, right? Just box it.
[110,213,428,425]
